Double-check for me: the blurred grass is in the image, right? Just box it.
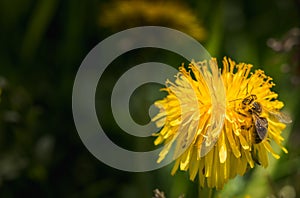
[0,0,299,197]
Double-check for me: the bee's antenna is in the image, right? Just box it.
[246,79,255,95]
[229,98,243,102]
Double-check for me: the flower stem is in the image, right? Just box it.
[198,185,213,198]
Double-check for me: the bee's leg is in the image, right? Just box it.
[251,145,261,165]
[243,124,254,144]
[237,111,248,117]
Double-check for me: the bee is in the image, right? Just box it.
[237,94,292,165]
[240,94,292,144]
[240,94,268,144]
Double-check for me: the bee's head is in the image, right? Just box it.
[242,94,257,105]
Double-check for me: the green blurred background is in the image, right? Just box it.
[0,0,299,197]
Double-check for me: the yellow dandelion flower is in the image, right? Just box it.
[152,57,292,190]
[99,0,206,41]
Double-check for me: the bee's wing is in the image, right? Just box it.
[253,114,268,140]
[266,109,292,124]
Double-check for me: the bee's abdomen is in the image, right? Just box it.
[253,132,264,144]
[253,122,268,144]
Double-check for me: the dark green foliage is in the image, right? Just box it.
[0,0,299,197]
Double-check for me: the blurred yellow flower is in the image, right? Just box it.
[99,0,206,41]
[152,57,291,190]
